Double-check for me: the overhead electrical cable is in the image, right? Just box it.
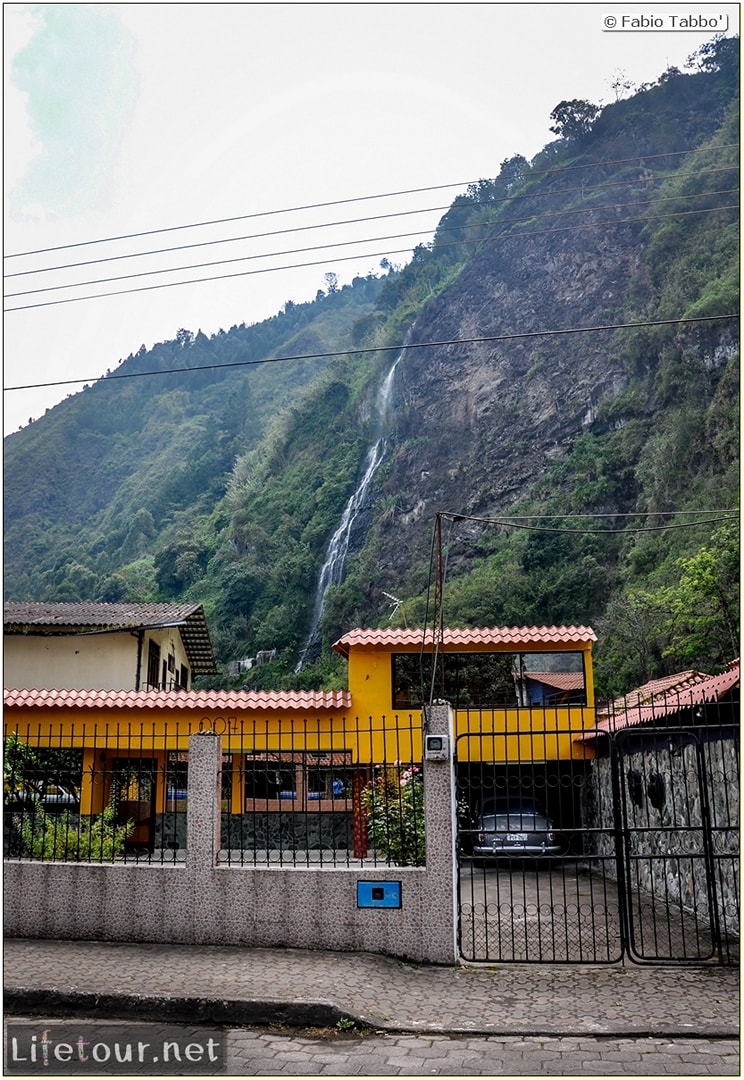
[424,504,740,657]
[5,313,738,393]
[441,510,740,519]
[435,509,739,536]
[4,180,478,260]
[5,202,738,311]
[6,165,737,279]
[6,186,738,296]
[5,141,737,260]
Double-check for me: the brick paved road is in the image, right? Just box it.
[227,1028,739,1075]
[6,1019,739,1076]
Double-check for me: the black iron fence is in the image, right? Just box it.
[4,729,190,864]
[455,701,739,965]
[3,714,425,868]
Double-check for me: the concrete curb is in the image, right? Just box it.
[4,990,352,1030]
[5,989,740,1040]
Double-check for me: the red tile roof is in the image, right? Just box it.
[525,672,585,691]
[333,625,596,658]
[4,601,216,673]
[607,670,705,709]
[4,688,352,712]
[588,660,739,735]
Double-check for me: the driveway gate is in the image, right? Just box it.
[456,720,739,965]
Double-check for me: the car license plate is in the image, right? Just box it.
[506,833,528,841]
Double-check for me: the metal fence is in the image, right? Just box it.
[3,714,424,869]
[455,701,739,965]
[4,730,190,865]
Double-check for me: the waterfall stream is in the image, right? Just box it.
[295,351,403,671]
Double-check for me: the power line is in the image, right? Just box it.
[7,163,737,280]
[437,508,739,536]
[5,313,739,393]
[9,194,740,299]
[5,142,737,260]
[442,510,740,519]
[6,202,450,277]
[5,202,738,312]
[3,180,477,260]
[426,503,739,658]
[6,186,738,300]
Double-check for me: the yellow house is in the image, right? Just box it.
[4,605,596,852]
[334,625,596,764]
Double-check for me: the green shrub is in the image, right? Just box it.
[361,764,425,866]
[20,802,133,862]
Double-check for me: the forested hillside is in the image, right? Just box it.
[5,274,385,600]
[4,36,739,698]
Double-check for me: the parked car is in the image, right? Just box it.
[471,798,562,863]
[5,780,79,812]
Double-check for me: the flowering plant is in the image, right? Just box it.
[361,761,425,866]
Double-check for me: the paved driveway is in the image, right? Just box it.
[458,861,727,963]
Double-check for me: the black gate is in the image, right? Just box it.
[456,716,739,965]
[614,725,739,963]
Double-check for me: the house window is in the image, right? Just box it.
[519,652,586,706]
[147,641,161,690]
[306,764,349,800]
[244,759,296,801]
[238,752,352,808]
[392,651,586,708]
[393,652,515,708]
[220,753,232,812]
[165,752,188,809]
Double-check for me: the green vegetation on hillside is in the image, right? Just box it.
[4,274,385,605]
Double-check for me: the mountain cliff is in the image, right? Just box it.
[4,38,739,696]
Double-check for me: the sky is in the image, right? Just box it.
[4,2,740,433]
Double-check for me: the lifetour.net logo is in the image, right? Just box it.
[5,1022,225,1075]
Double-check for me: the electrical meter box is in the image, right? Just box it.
[424,734,449,761]
[357,881,402,908]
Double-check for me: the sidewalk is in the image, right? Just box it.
[4,938,739,1038]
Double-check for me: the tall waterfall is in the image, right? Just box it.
[295,352,403,671]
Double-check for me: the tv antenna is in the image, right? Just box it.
[382,591,404,624]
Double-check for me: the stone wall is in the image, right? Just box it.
[220,810,353,852]
[584,731,739,936]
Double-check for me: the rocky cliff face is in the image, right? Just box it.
[372,195,641,583]
[360,69,738,601]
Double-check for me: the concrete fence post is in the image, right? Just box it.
[186,731,222,873]
[422,702,457,963]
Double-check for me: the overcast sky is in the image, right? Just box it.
[4,2,739,433]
